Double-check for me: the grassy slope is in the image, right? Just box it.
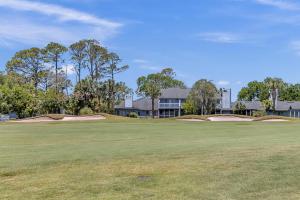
[0,120,300,200]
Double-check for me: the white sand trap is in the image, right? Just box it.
[15,117,55,123]
[263,119,289,122]
[208,116,253,122]
[178,119,205,122]
[15,115,105,123]
[62,115,105,121]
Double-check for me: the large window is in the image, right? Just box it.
[160,99,180,103]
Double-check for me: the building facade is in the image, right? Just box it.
[115,87,300,118]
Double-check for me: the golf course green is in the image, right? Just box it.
[1,120,300,199]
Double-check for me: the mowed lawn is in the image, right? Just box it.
[1,120,300,200]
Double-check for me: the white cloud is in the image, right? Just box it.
[254,0,300,11]
[133,59,148,64]
[62,64,76,75]
[198,32,241,44]
[0,18,119,47]
[133,59,162,71]
[139,65,162,71]
[0,0,123,46]
[0,19,77,46]
[289,40,300,55]
[217,80,230,86]
[0,0,122,28]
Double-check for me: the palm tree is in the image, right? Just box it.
[264,77,285,112]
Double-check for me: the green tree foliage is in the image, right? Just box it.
[0,39,130,118]
[136,68,185,118]
[6,48,48,91]
[238,77,292,112]
[0,76,38,118]
[45,42,68,94]
[69,40,86,87]
[238,81,269,101]
[264,77,286,111]
[280,84,300,101]
[102,52,129,113]
[185,79,218,115]
[262,99,273,111]
[182,99,197,115]
[40,89,65,114]
[82,39,107,82]
[233,102,246,115]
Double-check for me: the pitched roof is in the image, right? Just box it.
[115,98,158,111]
[240,101,264,110]
[160,88,191,99]
[276,101,300,111]
[232,101,300,111]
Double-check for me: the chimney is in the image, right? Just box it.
[221,88,231,109]
[125,95,133,108]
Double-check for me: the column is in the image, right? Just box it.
[179,99,181,117]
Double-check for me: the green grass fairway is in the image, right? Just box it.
[1,121,300,200]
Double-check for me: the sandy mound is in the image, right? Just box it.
[15,115,105,123]
[208,116,253,122]
[62,115,105,121]
[262,119,289,122]
[15,117,55,123]
[178,119,205,122]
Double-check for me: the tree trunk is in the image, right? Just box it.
[78,64,81,90]
[65,65,69,96]
[111,72,115,114]
[55,55,58,94]
[152,97,155,119]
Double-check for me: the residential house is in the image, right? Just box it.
[115,87,300,118]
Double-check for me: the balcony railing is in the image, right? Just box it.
[159,103,180,109]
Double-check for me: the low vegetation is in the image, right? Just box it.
[46,114,65,120]
[177,114,255,120]
[177,114,300,122]
[253,115,297,121]
[79,107,94,116]
[128,112,139,118]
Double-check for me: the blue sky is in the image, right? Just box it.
[1,0,300,99]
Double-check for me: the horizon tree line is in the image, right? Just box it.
[1,39,131,117]
[1,40,300,118]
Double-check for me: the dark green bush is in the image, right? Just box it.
[79,107,94,115]
[128,112,138,118]
[252,111,266,117]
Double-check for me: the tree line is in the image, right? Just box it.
[238,77,300,112]
[1,40,300,119]
[0,39,131,118]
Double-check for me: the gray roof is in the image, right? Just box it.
[238,101,264,110]
[160,88,191,99]
[115,98,158,111]
[232,101,300,111]
[276,101,300,111]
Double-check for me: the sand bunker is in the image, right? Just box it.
[208,116,253,122]
[15,115,105,123]
[62,115,105,121]
[178,119,205,122]
[262,119,289,122]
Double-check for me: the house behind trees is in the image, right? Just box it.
[115,87,300,118]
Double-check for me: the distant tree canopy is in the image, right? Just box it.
[238,77,300,111]
[136,68,186,118]
[183,79,218,115]
[0,39,131,118]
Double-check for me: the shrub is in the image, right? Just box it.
[46,114,65,120]
[128,112,138,118]
[79,107,94,116]
[252,110,266,117]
